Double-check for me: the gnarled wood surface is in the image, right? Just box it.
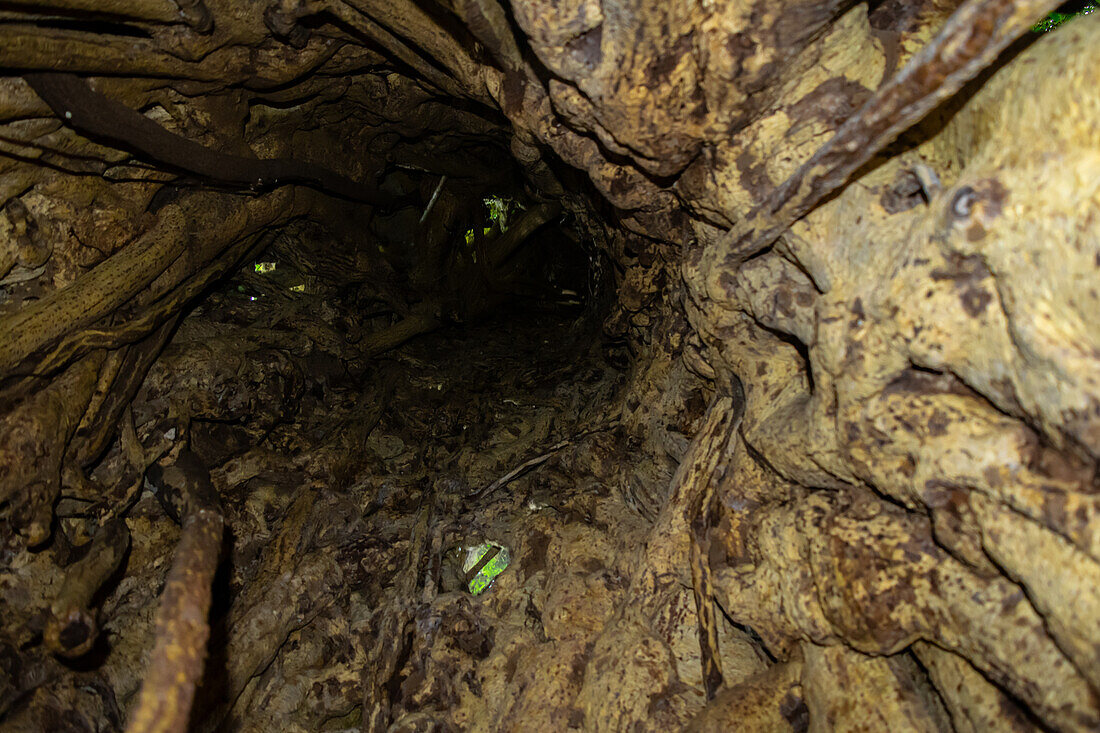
[0,0,1097,731]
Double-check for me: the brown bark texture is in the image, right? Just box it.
[0,0,1097,731]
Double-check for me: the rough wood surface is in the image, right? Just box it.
[0,1,1097,731]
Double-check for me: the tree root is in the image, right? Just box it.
[44,517,131,658]
[471,419,621,500]
[24,73,394,205]
[727,0,1065,263]
[0,30,211,79]
[126,449,223,733]
[0,190,294,380]
[686,388,744,702]
[67,318,179,467]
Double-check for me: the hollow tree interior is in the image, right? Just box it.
[0,0,1098,730]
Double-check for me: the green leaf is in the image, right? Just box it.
[1032,3,1096,32]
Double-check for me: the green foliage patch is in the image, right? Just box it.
[1032,2,1096,32]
